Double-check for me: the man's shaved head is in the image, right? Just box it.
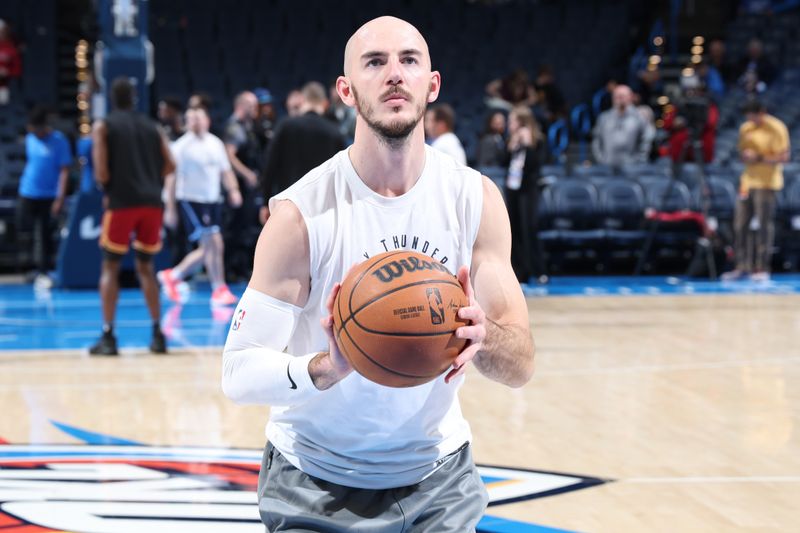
[337,15,440,148]
[343,16,431,76]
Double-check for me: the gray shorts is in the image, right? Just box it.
[257,442,489,532]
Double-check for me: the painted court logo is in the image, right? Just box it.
[0,444,606,532]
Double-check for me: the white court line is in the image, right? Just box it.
[624,476,800,484]
[537,355,800,376]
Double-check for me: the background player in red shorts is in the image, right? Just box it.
[89,77,176,356]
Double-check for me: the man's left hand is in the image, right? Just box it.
[445,265,487,384]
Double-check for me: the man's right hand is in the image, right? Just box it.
[310,282,353,390]
[742,149,758,163]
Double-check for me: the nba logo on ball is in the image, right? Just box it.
[426,287,445,325]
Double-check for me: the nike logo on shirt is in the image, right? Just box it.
[287,364,297,390]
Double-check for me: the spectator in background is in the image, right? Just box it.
[17,107,72,289]
[253,87,276,154]
[591,85,649,169]
[0,19,21,105]
[160,107,242,306]
[476,110,507,168]
[325,79,357,142]
[224,91,261,189]
[188,91,212,111]
[424,103,466,165]
[662,77,719,164]
[708,39,736,87]
[696,60,725,99]
[224,91,261,280]
[722,100,789,282]
[259,81,345,223]
[534,65,566,124]
[485,68,537,111]
[285,89,305,117]
[89,78,175,356]
[598,79,619,113]
[505,105,546,284]
[157,97,184,141]
[737,38,777,92]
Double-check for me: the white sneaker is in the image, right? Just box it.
[720,270,748,281]
[33,274,53,290]
[750,271,770,282]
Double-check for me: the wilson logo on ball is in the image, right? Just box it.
[371,256,450,283]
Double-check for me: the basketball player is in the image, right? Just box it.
[159,107,242,306]
[89,77,175,356]
[222,16,534,531]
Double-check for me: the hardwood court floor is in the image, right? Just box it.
[1,291,799,532]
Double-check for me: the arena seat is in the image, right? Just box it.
[477,166,507,205]
[597,179,647,249]
[640,180,705,261]
[621,163,670,180]
[692,177,737,222]
[643,180,692,212]
[538,180,604,270]
[776,178,800,270]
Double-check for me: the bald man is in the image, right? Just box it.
[591,84,650,169]
[222,16,534,531]
[223,91,261,279]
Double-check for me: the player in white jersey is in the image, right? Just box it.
[160,107,242,306]
[222,16,534,531]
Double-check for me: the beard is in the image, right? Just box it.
[352,85,429,145]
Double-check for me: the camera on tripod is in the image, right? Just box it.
[674,74,710,134]
[679,95,710,134]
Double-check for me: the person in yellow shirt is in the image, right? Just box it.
[722,100,790,281]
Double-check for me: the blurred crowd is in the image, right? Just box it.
[2,9,794,288]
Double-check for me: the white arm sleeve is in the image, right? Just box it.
[221,288,321,406]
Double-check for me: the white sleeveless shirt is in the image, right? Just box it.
[267,145,483,489]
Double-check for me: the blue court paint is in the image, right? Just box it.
[50,420,143,445]
[523,273,800,297]
[478,515,577,533]
[0,281,243,351]
[2,275,798,351]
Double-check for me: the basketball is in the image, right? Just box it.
[333,250,469,387]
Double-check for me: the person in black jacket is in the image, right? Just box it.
[259,82,346,223]
[505,105,547,284]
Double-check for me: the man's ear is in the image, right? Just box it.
[427,71,442,104]
[337,76,356,108]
